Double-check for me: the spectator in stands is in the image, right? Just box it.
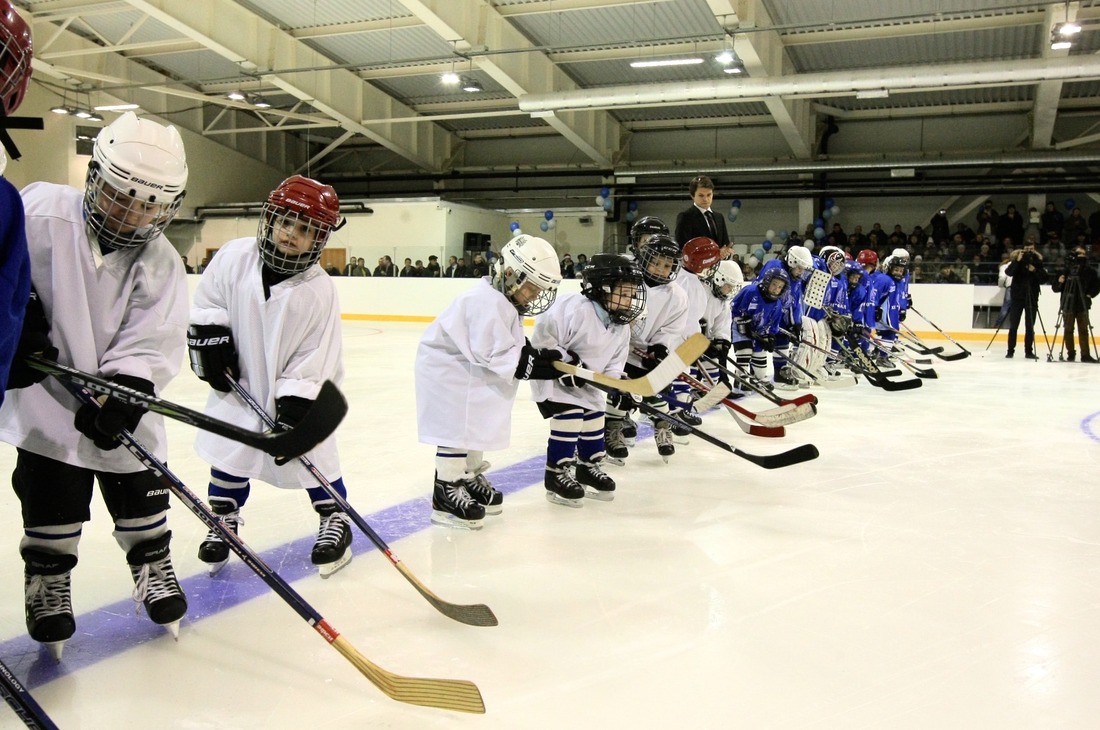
[414,259,427,277]
[1065,207,1088,244]
[1041,201,1064,244]
[955,221,976,244]
[1087,209,1100,244]
[426,255,441,277]
[468,253,489,278]
[994,252,1013,327]
[445,255,464,278]
[352,257,370,276]
[930,208,950,244]
[996,203,1025,248]
[938,265,963,284]
[560,253,575,279]
[399,257,417,277]
[977,200,998,238]
[574,253,590,275]
[374,255,397,277]
[182,256,195,274]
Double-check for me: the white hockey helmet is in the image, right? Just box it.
[494,234,562,315]
[818,245,846,276]
[785,245,813,279]
[83,111,188,250]
[891,247,911,263]
[711,259,744,300]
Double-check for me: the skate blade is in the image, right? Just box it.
[46,640,66,662]
[660,453,672,464]
[672,433,690,445]
[161,620,182,640]
[430,510,484,531]
[604,455,626,467]
[545,491,584,508]
[623,436,637,447]
[206,558,230,577]
[583,487,615,502]
[318,549,353,579]
[773,382,799,391]
[481,503,503,516]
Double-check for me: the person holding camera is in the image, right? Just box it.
[1051,247,1100,362]
[1004,241,1047,359]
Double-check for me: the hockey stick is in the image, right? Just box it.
[897,322,968,361]
[553,333,710,396]
[832,338,922,391]
[868,336,938,378]
[699,356,819,410]
[27,355,347,460]
[0,658,59,730]
[226,377,498,628]
[60,384,485,714]
[908,306,973,356]
[587,380,819,469]
[680,371,785,438]
[776,331,858,389]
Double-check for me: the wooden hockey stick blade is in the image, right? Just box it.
[555,333,710,396]
[693,381,731,411]
[331,636,485,714]
[752,402,817,427]
[681,372,785,437]
[225,376,498,628]
[28,356,346,459]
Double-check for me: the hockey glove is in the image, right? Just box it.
[607,388,639,414]
[704,338,731,363]
[187,324,239,392]
[898,310,906,322]
[639,343,670,373]
[73,374,153,450]
[514,341,563,381]
[827,313,852,337]
[788,324,802,343]
[734,317,752,337]
[874,307,883,324]
[906,293,913,309]
[273,395,312,465]
[7,290,58,390]
[756,334,776,352]
[556,350,588,389]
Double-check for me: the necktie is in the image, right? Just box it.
[704,209,716,238]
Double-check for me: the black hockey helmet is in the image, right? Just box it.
[581,253,647,325]
[629,215,670,252]
[636,233,682,287]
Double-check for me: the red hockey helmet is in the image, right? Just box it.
[0,0,31,116]
[856,249,879,269]
[258,175,344,274]
[681,236,722,276]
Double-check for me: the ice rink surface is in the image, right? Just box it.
[1,321,1098,729]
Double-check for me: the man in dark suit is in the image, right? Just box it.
[675,175,728,247]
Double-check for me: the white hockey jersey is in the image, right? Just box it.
[0,183,187,471]
[415,278,527,451]
[191,237,344,488]
[530,293,629,411]
[672,270,711,340]
[626,282,688,368]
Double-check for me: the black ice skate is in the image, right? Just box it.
[197,498,242,576]
[545,465,585,508]
[621,415,638,446]
[431,477,486,530]
[312,503,353,578]
[653,420,675,463]
[126,531,187,638]
[22,548,78,661]
[466,462,503,515]
[774,366,800,391]
[575,461,615,501]
[604,418,630,466]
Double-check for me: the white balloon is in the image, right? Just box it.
[513,228,522,236]
[830,205,840,215]
[746,255,759,268]
[765,229,776,240]
[547,218,556,229]
[803,240,815,252]
[595,195,606,205]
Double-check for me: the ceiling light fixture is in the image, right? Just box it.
[461,77,483,92]
[248,94,272,109]
[50,104,72,114]
[722,59,746,75]
[226,90,246,101]
[94,103,139,112]
[630,57,704,69]
[441,71,460,84]
[855,88,890,99]
[86,112,104,122]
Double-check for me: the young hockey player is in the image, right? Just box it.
[890,247,913,317]
[605,233,687,464]
[794,245,848,378]
[731,267,791,386]
[756,245,813,388]
[0,0,34,404]
[699,259,744,388]
[188,175,354,577]
[531,254,646,506]
[415,233,564,529]
[669,236,723,428]
[0,112,190,657]
[869,254,907,356]
[844,260,873,353]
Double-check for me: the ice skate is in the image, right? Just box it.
[197,498,241,576]
[576,461,615,501]
[127,531,187,638]
[774,366,799,390]
[23,549,78,661]
[466,462,503,515]
[431,477,485,530]
[604,417,629,466]
[669,410,693,444]
[654,420,675,463]
[621,414,638,446]
[545,465,585,508]
[312,504,353,578]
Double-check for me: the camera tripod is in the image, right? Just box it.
[1049,267,1098,362]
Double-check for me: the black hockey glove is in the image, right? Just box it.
[273,395,312,465]
[874,307,883,324]
[514,341,563,381]
[734,317,752,337]
[788,324,802,343]
[607,388,639,414]
[187,324,239,392]
[556,350,588,389]
[7,290,59,390]
[827,313,852,337]
[906,293,913,309]
[898,310,906,322]
[639,343,669,373]
[704,338,731,363]
[756,334,776,352]
[73,374,153,450]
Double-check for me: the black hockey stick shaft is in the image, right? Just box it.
[909,306,973,354]
[681,371,785,437]
[58,383,485,714]
[226,377,497,627]
[832,339,921,390]
[588,380,819,469]
[868,337,937,378]
[27,356,347,459]
[698,355,819,408]
[897,324,968,361]
[0,658,58,730]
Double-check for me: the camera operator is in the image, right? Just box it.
[1004,241,1047,359]
[1051,246,1100,362]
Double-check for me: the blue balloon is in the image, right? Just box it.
[625,210,637,223]
[814,217,825,228]
[628,200,639,211]
[727,211,738,222]
[544,210,554,220]
[814,226,825,239]
[732,199,742,209]
[754,248,766,260]
[603,198,613,211]
[778,230,789,241]
[600,186,610,197]
[510,221,520,231]
[822,209,833,220]
[1065,198,1076,211]
[540,221,549,232]
[824,197,835,209]
[762,240,773,251]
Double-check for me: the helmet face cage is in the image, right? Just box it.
[495,234,561,315]
[636,234,681,286]
[884,255,907,281]
[682,237,722,278]
[257,176,340,274]
[0,0,32,116]
[581,255,647,325]
[785,245,813,280]
[83,113,188,251]
[629,216,670,252]
[760,267,790,302]
[845,261,865,289]
[824,250,846,276]
[711,260,744,300]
